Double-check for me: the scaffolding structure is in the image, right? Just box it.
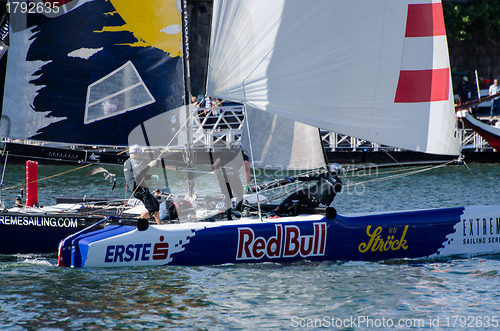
[191,105,493,153]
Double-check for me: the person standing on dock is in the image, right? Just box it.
[191,95,200,108]
[489,79,500,116]
[458,76,469,105]
[124,144,162,225]
[202,95,214,129]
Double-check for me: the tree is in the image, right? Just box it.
[443,0,500,45]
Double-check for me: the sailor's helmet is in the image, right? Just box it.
[329,163,341,175]
[129,144,142,154]
[230,140,241,150]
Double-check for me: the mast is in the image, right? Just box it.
[181,0,195,197]
[0,13,9,61]
[318,128,329,170]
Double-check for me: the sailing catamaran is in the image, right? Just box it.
[57,0,500,268]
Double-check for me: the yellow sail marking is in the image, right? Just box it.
[101,0,182,56]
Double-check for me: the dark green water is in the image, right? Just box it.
[1,162,500,330]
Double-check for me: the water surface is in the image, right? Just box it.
[1,162,499,330]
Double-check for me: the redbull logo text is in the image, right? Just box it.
[236,223,327,260]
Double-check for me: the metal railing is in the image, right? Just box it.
[191,106,493,152]
[192,105,245,149]
[458,128,490,152]
[0,107,493,155]
[320,131,393,152]
[320,129,492,152]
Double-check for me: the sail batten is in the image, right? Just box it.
[207,0,459,156]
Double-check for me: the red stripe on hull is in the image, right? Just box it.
[405,3,446,37]
[462,119,500,152]
[394,68,449,103]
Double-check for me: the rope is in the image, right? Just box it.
[243,104,265,220]
[0,105,208,217]
[267,181,309,203]
[1,163,94,191]
[380,148,412,175]
[343,159,457,188]
[343,164,440,178]
[0,159,131,216]
[461,157,484,189]
[119,105,200,216]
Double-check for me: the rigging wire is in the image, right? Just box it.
[380,148,412,175]
[343,159,457,188]
[0,150,8,209]
[0,162,113,215]
[1,163,94,191]
[243,103,264,221]
[459,155,485,189]
[118,103,230,217]
[343,164,441,178]
[119,104,199,216]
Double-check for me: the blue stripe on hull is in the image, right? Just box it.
[72,225,136,267]
[326,207,461,260]
[167,208,463,265]
[59,225,136,267]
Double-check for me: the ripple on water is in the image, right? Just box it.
[1,163,500,329]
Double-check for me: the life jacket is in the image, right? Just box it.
[161,198,194,220]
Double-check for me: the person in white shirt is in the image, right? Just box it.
[489,79,500,116]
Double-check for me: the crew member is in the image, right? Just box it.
[124,144,161,225]
[273,163,343,216]
[153,190,195,223]
[212,140,251,220]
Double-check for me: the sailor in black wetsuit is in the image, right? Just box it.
[124,144,161,225]
[273,163,342,215]
[212,140,251,220]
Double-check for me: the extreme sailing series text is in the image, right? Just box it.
[0,215,78,228]
[462,217,500,245]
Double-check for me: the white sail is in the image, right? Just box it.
[241,105,326,171]
[207,0,459,155]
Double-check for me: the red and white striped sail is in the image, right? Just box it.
[207,0,459,155]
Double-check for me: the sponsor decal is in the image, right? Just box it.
[104,235,169,263]
[358,225,408,253]
[433,208,500,257]
[47,151,80,160]
[236,222,327,260]
[0,215,78,227]
[462,217,500,245]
